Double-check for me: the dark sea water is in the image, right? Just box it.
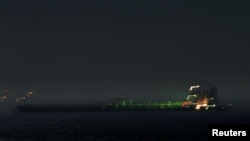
[0,108,249,141]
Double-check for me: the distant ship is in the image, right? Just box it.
[15,85,232,113]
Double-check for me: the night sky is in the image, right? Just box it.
[0,1,250,106]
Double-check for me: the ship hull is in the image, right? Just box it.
[16,104,231,113]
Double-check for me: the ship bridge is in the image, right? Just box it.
[182,85,219,110]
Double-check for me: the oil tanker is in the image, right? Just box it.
[15,85,232,113]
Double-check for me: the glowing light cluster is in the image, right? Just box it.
[189,85,200,91]
[0,89,9,102]
[16,90,34,103]
[181,101,192,107]
[195,104,216,110]
[27,91,34,97]
[1,96,7,102]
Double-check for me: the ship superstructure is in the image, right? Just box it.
[182,85,219,110]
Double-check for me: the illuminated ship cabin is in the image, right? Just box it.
[182,85,219,110]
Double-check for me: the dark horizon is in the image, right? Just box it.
[1,1,250,107]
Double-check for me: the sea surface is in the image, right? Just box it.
[0,108,249,141]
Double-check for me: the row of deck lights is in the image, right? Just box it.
[16,91,34,103]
